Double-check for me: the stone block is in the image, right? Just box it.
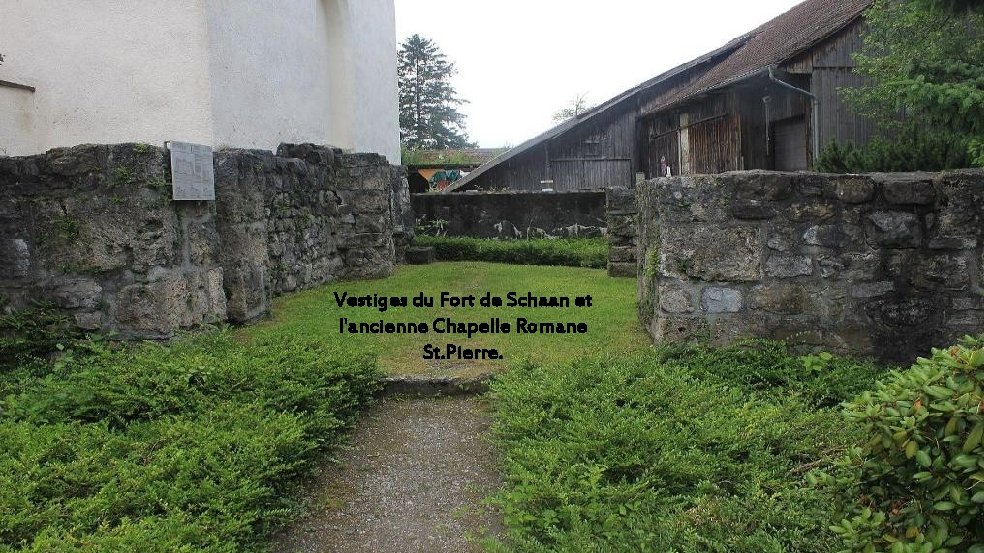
[608,262,637,278]
[831,176,876,203]
[658,176,730,222]
[1,238,31,278]
[852,281,894,298]
[608,246,636,263]
[406,246,435,265]
[765,255,813,278]
[186,220,219,266]
[876,173,936,205]
[661,225,760,282]
[702,287,742,313]
[876,297,936,328]
[49,278,103,310]
[731,199,777,220]
[751,284,809,315]
[865,212,922,248]
[818,251,879,281]
[74,311,103,331]
[803,224,861,248]
[913,253,970,290]
[605,186,637,214]
[928,236,977,250]
[766,232,795,252]
[952,296,984,311]
[786,201,835,223]
[115,277,184,337]
[732,171,794,200]
[659,282,696,314]
[606,215,636,238]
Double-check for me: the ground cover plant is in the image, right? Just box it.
[0,330,379,552]
[243,262,649,376]
[487,340,889,552]
[413,236,608,269]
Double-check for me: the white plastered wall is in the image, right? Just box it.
[0,0,399,162]
[346,0,400,163]
[203,0,335,152]
[0,0,215,156]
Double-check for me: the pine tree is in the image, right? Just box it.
[844,0,984,167]
[398,35,474,150]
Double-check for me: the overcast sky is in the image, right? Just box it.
[394,0,806,148]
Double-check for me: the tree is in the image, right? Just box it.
[398,35,473,150]
[552,94,595,122]
[844,0,984,166]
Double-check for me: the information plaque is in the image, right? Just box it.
[168,141,215,201]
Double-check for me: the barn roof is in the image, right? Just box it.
[444,0,872,193]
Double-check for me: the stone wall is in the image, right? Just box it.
[637,170,984,363]
[606,186,637,277]
[411,190,606,239]
[0,143,409,338]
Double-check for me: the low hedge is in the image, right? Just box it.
[0,331,380,552]
[487,342,884,552]
[413,236,608,268]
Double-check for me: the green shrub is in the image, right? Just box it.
[815,134,971,173]
[488,345,881,552]
[816,335,984,552]
[0,301,81,371]
[652,339,888,407]
[414,236,608,268]
[0,331,380,551]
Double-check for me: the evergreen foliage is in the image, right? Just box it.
[398,35,473,150]
[843,0,984,168]
[815,134,970,173]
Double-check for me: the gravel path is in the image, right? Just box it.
[272,396,505,553]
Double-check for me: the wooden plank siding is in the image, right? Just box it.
[784,18,876,148]
[689,113,742,174]
[471,101,638,191]
[447,5,876,191]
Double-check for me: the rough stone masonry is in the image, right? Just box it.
[0,143,411,338]
[636,170,984,363]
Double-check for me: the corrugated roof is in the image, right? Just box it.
[444,0,872,193]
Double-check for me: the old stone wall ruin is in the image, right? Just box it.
[605,186,637,277]
[411,190,606,239]
[636,170,984,363]
[0,143,410,338]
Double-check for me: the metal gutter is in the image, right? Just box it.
[767,67,820,161]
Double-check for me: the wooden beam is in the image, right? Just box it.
[0,80,35,92]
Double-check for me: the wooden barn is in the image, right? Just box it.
[445,0,875,193]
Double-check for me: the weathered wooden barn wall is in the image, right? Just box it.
[783,19,876,148]
[639,83,812,177]
[469,101,637,192]
[452,2,876,192]
[548,108,635,191]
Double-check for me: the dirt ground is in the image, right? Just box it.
[272,396,505,553]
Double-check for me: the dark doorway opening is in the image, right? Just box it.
[773,115,808,171]
[408,171,429,193]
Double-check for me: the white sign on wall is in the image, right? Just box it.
[168,141,215,200]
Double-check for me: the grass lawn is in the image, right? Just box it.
[243,262,650,376]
